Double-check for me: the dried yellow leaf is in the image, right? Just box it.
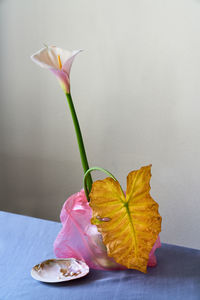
[89,165,162,273]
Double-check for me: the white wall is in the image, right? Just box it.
[0,0,200,249]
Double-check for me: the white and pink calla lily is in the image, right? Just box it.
[31,46,82,93]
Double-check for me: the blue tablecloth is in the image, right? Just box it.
[0,211,199,300]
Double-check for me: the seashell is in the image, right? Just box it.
[31,258,89,283]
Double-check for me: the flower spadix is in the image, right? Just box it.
[89,165,162,273]
[31,46,82,93]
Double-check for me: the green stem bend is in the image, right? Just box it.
[84,166,118,202]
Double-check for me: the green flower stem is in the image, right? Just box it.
[65,92,93,192]
[84,167,118,202]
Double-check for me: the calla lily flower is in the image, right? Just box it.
[31,45,93,191]
[31,46,82,93]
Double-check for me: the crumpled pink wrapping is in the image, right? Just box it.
[54,189,161,270]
